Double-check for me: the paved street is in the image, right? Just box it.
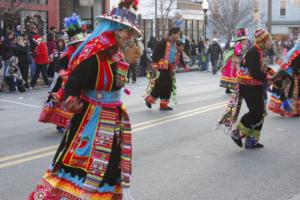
[0,71,299,200]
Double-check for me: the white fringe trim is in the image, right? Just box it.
[123,188,135,200]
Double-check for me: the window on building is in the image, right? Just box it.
[280,0,286,16]
[25,0,48,4]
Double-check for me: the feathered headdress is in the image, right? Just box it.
[235,24,248,42]
[64,14,87,46]
[64,14,82,37]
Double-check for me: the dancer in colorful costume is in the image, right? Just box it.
[218,29,273,149]
[220,25,248,94]
[269,40,300,117]
[29,0,141,199]
[144,27,187,111]
[38,14,86,133]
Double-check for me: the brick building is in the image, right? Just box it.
[0,0,110,36]
[0,0,59,35]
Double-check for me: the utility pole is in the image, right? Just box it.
[155,0,157,38]
[257,0,261,28]
[267,0,272,34]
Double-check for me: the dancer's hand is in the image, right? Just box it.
[63,96,83,114]
[51,92,59,103]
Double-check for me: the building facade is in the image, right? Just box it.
[255,0,300,41]
[270,0,300,40]
[59,0,109,31]
[0,0,59,35]
[110,0,205,44]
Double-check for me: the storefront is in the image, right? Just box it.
[0,0,59,36]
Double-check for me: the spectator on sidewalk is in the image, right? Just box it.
[190,39,197,66]
[184,38,191,58]
[15,25,22,37]
[127,40,142,83]
[30,35,50,89]
[140,48,152,77]
[147,36,156,51]
[46,34,57,78]
[49,38,66,89]
[207,38,223,75]
[4,56,25,92]
[198,39,208,71]
[0,37,3,91]
[1,31,16,81]
[28,26,38,77]
[49,26,57,41]
[15,36,30,88]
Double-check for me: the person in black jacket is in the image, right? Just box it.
[145,27,186,111]
[207,38,223,74]
[231,29,273,149]
[15,36,30,88]
[1,31,16,79]
[190,39,197,66]
[147,36,156,51]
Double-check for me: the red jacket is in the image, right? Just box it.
[34,42,49,64]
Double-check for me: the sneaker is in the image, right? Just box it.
[131,81,136,84]
[28,87,33,90]
[159,106,173,111]
[231,136,243,148]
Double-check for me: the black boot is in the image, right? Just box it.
[245,137,264,149]
[225,88,232,94]
[159,106,173,111]
[230,130,243,148]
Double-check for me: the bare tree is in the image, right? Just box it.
[0,0,24,14]
[158,0,176,37]
[0,0,27,29]
[209,0,256,41]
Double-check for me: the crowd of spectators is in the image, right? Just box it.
[0,25,66,93]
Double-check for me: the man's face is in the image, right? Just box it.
[171,32,180,42]
[8,34,13,40]
[58,41,64,49]
[115,29,135,47]
[264,37,273,50]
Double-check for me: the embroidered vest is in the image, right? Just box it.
[238,44,265,86]
[153,39,180,70]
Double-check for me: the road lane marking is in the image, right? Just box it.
[0,99,42,108]
[0,101,226,169]
[133,104,225,132]
[132,101,227,129]
[0,151,56,169]
[0,145,58,162]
